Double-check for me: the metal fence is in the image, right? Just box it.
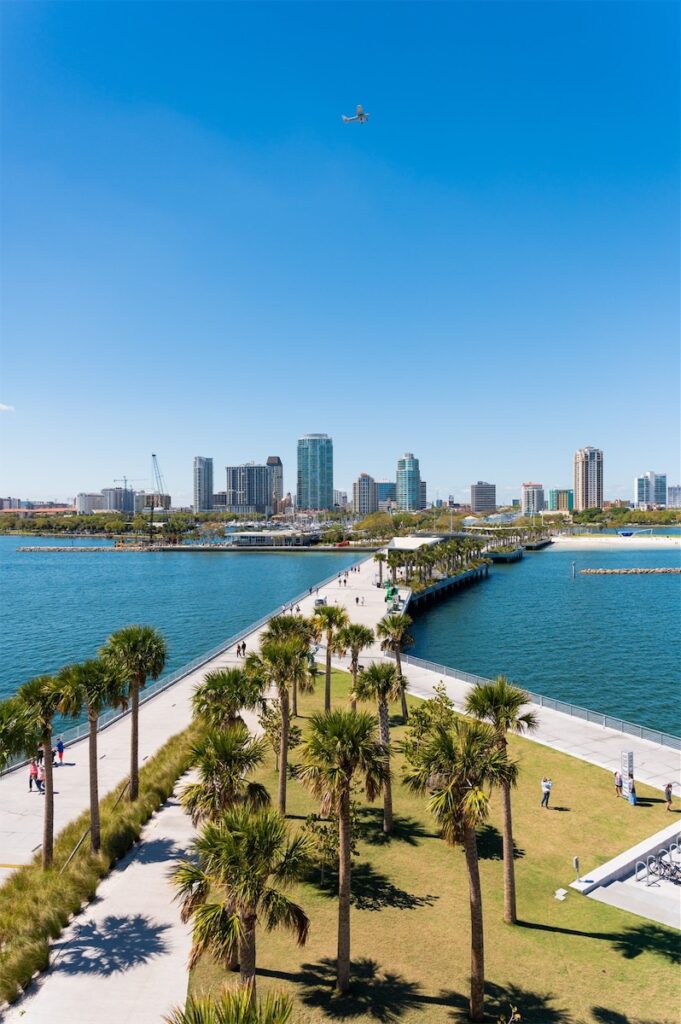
[393,653,681,751]
[1,562,355,775]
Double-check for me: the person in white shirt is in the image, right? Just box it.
[540,776,552,808]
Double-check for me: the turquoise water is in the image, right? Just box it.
[410,545,681,734]
[0,536,359,699]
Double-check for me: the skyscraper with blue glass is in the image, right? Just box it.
[396,453,421,511]
[296,434,334,510]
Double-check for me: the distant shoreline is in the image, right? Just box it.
[552,534,680,550]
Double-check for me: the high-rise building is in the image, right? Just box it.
[667,485,681,509]
[573,447,604,511]
[297,434,334,510]
[521,482,545,515]
[376,480,397,511]
[101,487,134,513]
[225,463,273,515]
[634,472,667,508]
[548,488,574,512]
[396,453,421,511]
[419,480,428,510]
[193,457,214,512]
[266,456,284,510]
[134,492,171,513]
[470,481,496,514]
[352,473,378,516]
[333,490,348,508]
[75,493,107,514]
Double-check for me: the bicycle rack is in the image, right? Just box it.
[634,860,648,885]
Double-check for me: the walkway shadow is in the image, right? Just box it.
[133,837,185,865]
[518,920,679,966]
[354,807,437,847]
[446,981,572,1023]
[476,824,525,861]
[54,914,170,976]
[592,1007,678,1024]
[310,863,438,912]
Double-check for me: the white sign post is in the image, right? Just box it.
[621,751,634,797]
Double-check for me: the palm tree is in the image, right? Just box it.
[100,625,167,801]
[333,623,374,712]
[298,710,387,994]
[246,638,309,814]
[57,659,128,853]
[404,719,517,1022]
[354,663,401,834]
[376,613,414,721]
[261,615,315,717]
[164,990,293,1024]
[312,605,349,712]
[181,725,270,825]
[172,808,311,1004]
[16,675,66,868]
[373,552,386,586]
[193,668,263,731]
[464,676,538,925]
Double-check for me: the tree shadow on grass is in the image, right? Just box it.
[53,914,169,976]
[518,920,680,966]
[476,823,525,861]
[354,806,438,846]
[309,862,439,912]
[592,1007,679,1024]
[445,981,572,1023]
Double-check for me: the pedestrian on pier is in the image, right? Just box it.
[664,782,673,811]
[628,774,637,806]
[540,777,552,808]
[614,770,623,798]
[56,737,64,765]
[37,764,45,793]
[29,759,38,792]
[355,596,359,606]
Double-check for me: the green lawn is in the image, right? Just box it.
[190,670,680,1024]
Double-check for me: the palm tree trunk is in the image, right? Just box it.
[463,824,485,1022]
[378,700,393,834]
[278,687,289,815]
[350,663,357,713]
[395,649,409,721]
[291,677,298,718]
[239,912,257,1002]
[129,678,140,801]
[88,711,101,853]
[501,780,517,924]
[42,730,54,869]
[324,635,332,712]
[337,786,352,993]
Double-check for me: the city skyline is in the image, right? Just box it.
[1,3,678,503]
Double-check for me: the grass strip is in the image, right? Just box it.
[0,721,201,1005]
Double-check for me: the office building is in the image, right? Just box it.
[352,473,378,516]
[420,480,428,509]
[521,482,545,516]
[470,481,496,514]
[376,480,397,512]
[101,487,134,513]
[213,491,227,509]
[193,457,214,512]
[134,492,171,513]
[634,472,667,509]
[75,493,107,514]
[396,453,421,511]
[266,456,284,510]
[297,434,334,510]
[225,463,273,515]
[333,490,348,508]
[667,485,681,509]
[548,488,574,512]
[573,447,604,511]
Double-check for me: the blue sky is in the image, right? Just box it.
[1,1,678,505]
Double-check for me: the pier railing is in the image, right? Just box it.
[392,653,681,751]
[1,562,356,775]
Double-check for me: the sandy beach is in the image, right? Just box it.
[551,534,680,550]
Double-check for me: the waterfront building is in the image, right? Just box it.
[193,456,214,512]
[101,487,134,513]
[266,456,284,510]
[134,491,171,513]
[548,488,574,512]
[667,485,681,509]
[420,480,428,509]
[225,463,273,515]
[352,473,378,516]
[573,447,604,511]
[470,481,496,513]
[521,482,545,516]
[75,492,107,514]
[297,434,334,510]
[333,489,348,508]
[213,491,227,509]
[396,453,421,511]
[228,530,320,548]
[634,471,667,509]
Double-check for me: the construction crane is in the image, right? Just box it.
[148,454,167,545]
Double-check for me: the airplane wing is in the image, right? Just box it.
[342,115,357,123]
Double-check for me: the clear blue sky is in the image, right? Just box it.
[1,1,678,505]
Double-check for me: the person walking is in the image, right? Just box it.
[29,759,38,792]
[540,776,552,808]
[664,782,673,811]
[614,769,623,797]
[37,763,45,793]
[628,774,637,806]
[56,737,64,766]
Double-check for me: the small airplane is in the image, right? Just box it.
[342,104,370,124]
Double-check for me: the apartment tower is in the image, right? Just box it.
[193,457,214,512]
[297,434,334,510]
[573,447,604,511]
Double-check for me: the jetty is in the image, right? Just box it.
[580,567,680,575]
